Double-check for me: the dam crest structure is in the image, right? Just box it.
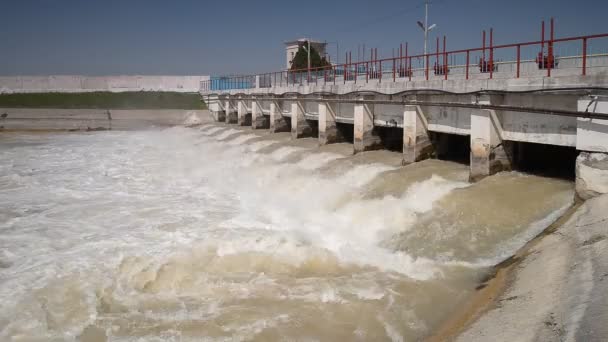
[201,20,608,194]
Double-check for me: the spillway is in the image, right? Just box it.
[0,124,573,341]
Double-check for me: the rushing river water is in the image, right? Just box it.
[0,124,574,341]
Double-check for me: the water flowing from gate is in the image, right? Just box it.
[0,124,573,341]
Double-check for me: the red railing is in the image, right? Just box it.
[200,19,608,92]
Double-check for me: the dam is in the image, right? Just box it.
[201,24,608,193]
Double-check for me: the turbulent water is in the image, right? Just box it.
[0,123,574,341]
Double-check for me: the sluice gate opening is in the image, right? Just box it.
[336,122,354,143]
[374,126,404,152]
[509,141,578,179]
[430,132,471,164]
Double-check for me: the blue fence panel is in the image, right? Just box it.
[210,76,254,90]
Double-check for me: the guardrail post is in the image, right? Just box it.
[425,55,430,80]
[408,57,412,81]
[466,50,470,80]
[582,38,587,76]
[333,66,336,85]
[516,45,521,78]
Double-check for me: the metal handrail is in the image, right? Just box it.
[201,29,608,91]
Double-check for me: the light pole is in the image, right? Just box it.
[324,41,339,65]
[307,40,311,71]
[417,0,436,68]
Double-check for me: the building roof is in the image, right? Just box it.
[284,38,327,46]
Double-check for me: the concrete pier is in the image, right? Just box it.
[212,108,225,122]
[470,109,511,181]
[354,95,382,153]
[225,97,237,124]
[237,99,251,126]
[576,98,608,199]
[318,96,344,145]
[251,97,269,129]
[402,102,433,164]
[270,100,289,133]
[470,95,511,181]
[291,100,313,139]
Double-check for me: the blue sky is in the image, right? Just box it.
[0,0,606,76]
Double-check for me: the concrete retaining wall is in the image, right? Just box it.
[0,108,211,131]
[0,75,210,94]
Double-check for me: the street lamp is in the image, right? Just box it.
[417,0,436,68]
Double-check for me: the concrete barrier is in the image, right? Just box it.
[0,108,211,131]
[0,75,210,94]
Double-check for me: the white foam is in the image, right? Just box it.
[214,128,240,140]
[270,146,306,161]
[202,126,225,135]
[247,140,277,151]
[228,134,258,146]
[182,111,204,126]
[198,125,216,132]
[295,152,344,170]
[338,163,397,187]
[403,175,470,213]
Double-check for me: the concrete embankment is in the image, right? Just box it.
[0,108,210,131]
[454,194,608,341]
[0,75,209,93]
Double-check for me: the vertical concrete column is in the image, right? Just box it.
[215,97,226,122]
[576,97,608,153]
[251,97,269,129]
[291,98,313,139]
[237,99,250,126]
[576,97,608,199]
[354,95,382,153]
[270,100,289,133]
[319,95,344,145]
[225,97,237,124]
[403,103,433,164]
[470,95,511,181]
[208,96,223,122]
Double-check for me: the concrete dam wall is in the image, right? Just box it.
[0,108,210,131]
[0,75,210,94]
